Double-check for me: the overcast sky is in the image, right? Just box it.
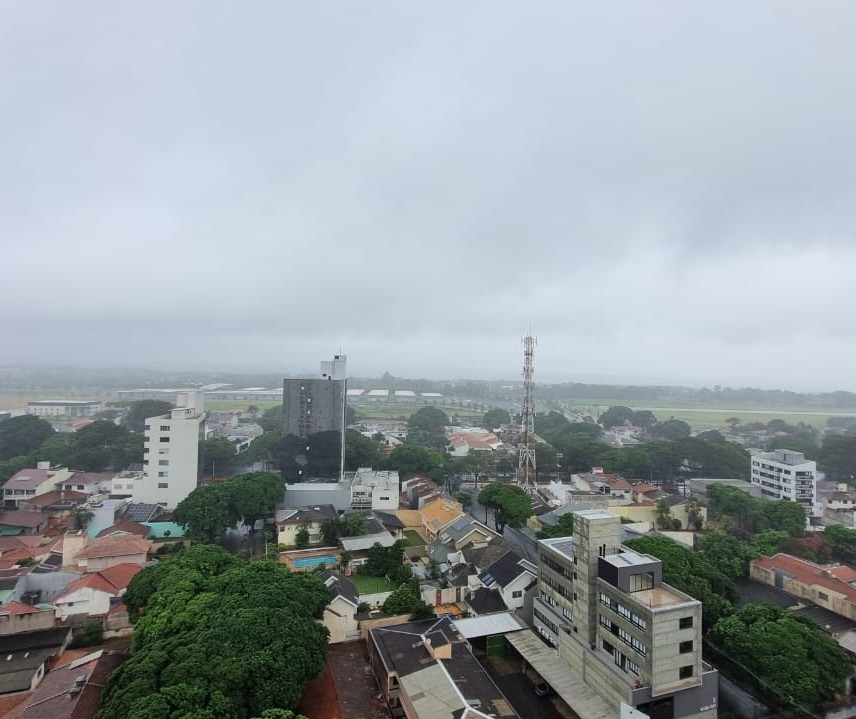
[2,2,856,391]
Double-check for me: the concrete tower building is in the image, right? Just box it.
[750,449,818,519]
[282,354,347,481]
[134,391,207,508]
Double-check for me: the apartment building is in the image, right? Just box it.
[533,510,718,719]
[750,449,818,518]
[133,391,207,508]
[26,400,101,418]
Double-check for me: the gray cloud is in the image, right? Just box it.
[2,1,856,390]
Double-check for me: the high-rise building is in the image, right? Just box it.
[282,354,347,482]
[534,510,718,719]
[133,391,207,508]
[750,449,818,518]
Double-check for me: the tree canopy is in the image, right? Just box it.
[478,483,532,532]
[123,400,174,433]
[483,408,511,431]
[99,546,328,719]
[0,415,54,462]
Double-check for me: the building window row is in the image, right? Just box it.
[599,593,647,630]
[534,609,559,636]
[540,554,572,578]
[599,614,648,657]
[602,639,641,676]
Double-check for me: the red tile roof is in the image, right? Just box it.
[19,491,87,509]
[0,602,42,617]
[98,563,143,591]
[73,535,151,561]
[0,511,47,529]
[95,520,149,539]
[57,563,143,601]
[753,554,856,604]
[0,693,30,719]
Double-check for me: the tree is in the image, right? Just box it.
[707,604,851,708]
[34,432,76,467]
[199,438,238,475]
[654,499,676,530]
[407,407,449,436]
[384,443,445,479]
[534,411,571,436]
[697,532,755,579]
[382,580,432,619]
[227,472,284,533]
[173,483,238,543]
[123,400,175,433]
[598,406,636,429]
[100,553,329,719]
[257,406,283,434]
[483,408,511,431]
[319,514,366,547]
[0,415,54,462]
[344,429,382,471]
[819,435,856,482]
[294,525,310,550]
[536,512,575,539]
[0,456,34,485]
[455,491,472,510]
[650,419,691,440]
[478,484,532,533]
[822,524,856,562]
[726,417,741,432]
[73,421,142,471]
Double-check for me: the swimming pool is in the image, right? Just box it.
[292,555,336,569]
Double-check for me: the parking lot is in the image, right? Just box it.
[479,653,576,719]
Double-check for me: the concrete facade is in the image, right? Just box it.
[27,400,101,418]
[134,392,206,508]
[533,510,718,719]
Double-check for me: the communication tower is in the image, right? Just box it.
[518,334,537,492]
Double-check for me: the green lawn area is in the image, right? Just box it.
[204,399,281,412]
[354,403,482,420]
[402,530,425,547]
[351,574,394,594]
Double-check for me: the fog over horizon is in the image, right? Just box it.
[2,3,856,394]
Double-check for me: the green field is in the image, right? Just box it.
[203,399,281,412]
[351,574,394,594]
[352,403,482,421]
[402,530,425,547]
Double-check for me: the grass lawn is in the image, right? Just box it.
[402,530,425,547]
[354,403,482,420]
[351,574,394,594]
[204,399,282,412]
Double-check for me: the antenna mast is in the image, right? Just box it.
[518,334,537,493]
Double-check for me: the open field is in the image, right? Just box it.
[350,574,393,594]
[203,399,281,412]
[402,530,425,547]
[354,403,482,420]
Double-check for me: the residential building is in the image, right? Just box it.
[61,531,151,573]
[367,616,520,719]
[750,553,856,621]
[53,563,142,621]
[133,391,207,508]
[317,569,360,643]
[26,401,100,418]
[0,602,55,636]
[572,470,633,505]
[533,510,718,719]
[0,627,71,695]
[688,478,764,502]
[750,449,818,518]
[4,465,74,509]
[0,511,48,536]
[275,505,338,547]
[111,470,143,498]
[54,472,114,496]
[349,468,399,511]
[282,354,347,481]
[419,498,465,542]
[477,551,537,612]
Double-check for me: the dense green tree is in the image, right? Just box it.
[33,432,76,467]
[533,442,559,478]
[483,408,511,431]
[0,455,33,484]
[822,524,856,562]
[173,483,239,543]
[73,421,143,471]
[819,435,856,482]
[344,429,383,470]
[228,472,284,532]
[598,406,636,429]
[478,483,532,532]
[199,438,238,475]
[650,419,692,440]
[0,415,54,462]
[632,410,658,430]
[455,491,472,510]
[706,484,805,537]
[384,442,445,479]
[319,514,366,547]
[600,446,654,479]
[382,580,432,619]
[534,411,571,436]
[294,525,310,550]
[676,436,750,479]
[99,554,328,719]
[707,604,851,708]
[697,532,756,579]
[408,406,450,436]
[123,400,175,433]
[257,406,284,434]
[767,434,818,459]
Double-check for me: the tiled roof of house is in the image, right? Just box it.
[0,602,41,617]
[4,471,55,493]
[419,499,464,530]
[276,505,338,525]
[74,535,151,561]
[466,587,507,615]
[753,554,856,604]
[0,511,47,529]
[478,551,530,589]
[0,693,30,719]
[95,520,150,539]
[99,563,143,590]
[19,491,87,509]
[56,563,143,602]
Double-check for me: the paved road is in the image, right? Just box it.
[467,496,540,564]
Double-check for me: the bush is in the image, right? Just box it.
[70,621,103,648]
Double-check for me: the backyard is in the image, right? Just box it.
[351,574,393,594]
[401,530,425,547]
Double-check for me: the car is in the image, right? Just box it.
[534,682,553,697]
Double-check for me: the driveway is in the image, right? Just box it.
[479,654,574,719]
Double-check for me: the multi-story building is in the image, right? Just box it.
[133,391,207,508]
[4,464,75,509]
[282,354,347,481]
[750,449,818,518]
[533,509,718,719]
[26,400,101,418]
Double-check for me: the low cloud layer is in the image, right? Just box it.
[2,2,855,390]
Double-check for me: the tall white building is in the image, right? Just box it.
[134,391,207,508]
[750,449,818,518]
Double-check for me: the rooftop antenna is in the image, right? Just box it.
[518,333,537,493]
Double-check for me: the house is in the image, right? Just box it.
[53,473,114,497]
[0,627,71,695]
[17,491,88,518]
[339,531,396,572]
[572,471,633,505]
[476,551,537,612]
[0,512,49,538]
[3,467,75,510]
[418,499,465,542]
[61,532,151,573]
[53,563,142,621]
[18,648,126,719]
[370,510,405,540]
[751,553,856,621]
[275,505,338,547]
[317,570,360,643]
[0,603,55,636]
[367,616,519,719]
[95,520,150,540]
[465,587,508,616]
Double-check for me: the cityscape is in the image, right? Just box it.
[3,3,856,719]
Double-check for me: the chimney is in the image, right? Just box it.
[62,530,87,570]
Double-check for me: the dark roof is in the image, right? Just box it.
[662,494,690,507]
[0,628,71,654]
[466,587,507,615]
[121,503,162,523]
[792,605,856,635]
[479,550,527,589]
[0,512,46,530]
[278,505,338,525]
[371,510,404,529]
[317,570,359,606]
[448,563,476,587]
[0,647,56,694]
[462,542,509,571]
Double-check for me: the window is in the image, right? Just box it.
[157,483,169,489]
[160,425,170,431]
[679,616,693,630]
[512,590,523,599]
[159,460,169,466]
[679,665,693,680]
[159,437,170,443]
[627,659,641,676]
[679,640,693,654]
[819,591,829,601]
[602,639,614,656]
[158,472,169,478]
